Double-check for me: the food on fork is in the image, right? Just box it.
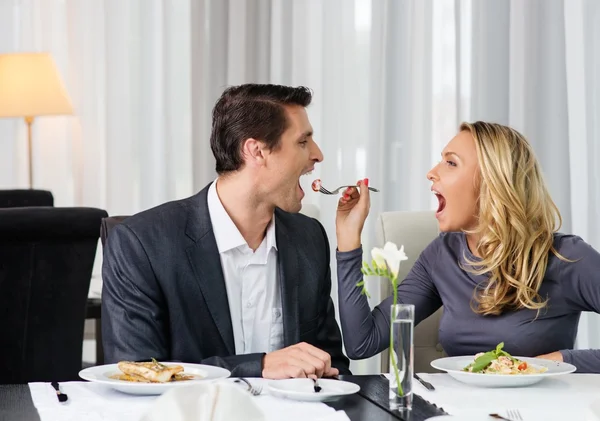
[312,178,322,192]
[110,358,197,383]
[463,342,548,375]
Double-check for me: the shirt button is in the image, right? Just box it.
[274,309,281,318]
[246,302,252,308]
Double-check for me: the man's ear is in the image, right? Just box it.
[241,138,268,168]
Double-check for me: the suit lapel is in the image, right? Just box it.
[276,210,300,346]
[185,186,235,355]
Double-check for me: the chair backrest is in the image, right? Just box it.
[0,189,54,208]
[376,210,445,373]
[100,216,130,247]
[0,206,108,383]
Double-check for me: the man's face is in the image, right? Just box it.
[259,105,323,213]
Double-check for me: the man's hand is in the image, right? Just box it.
[536,351,564,362]
[262,342,340,379]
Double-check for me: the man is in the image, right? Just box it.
[102,84,350,378]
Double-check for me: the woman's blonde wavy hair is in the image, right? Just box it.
[461,121,565,316]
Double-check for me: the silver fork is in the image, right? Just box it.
[318,185,380,195]
[234,378,263,396]
[507,409,523,420]
[489,409,522,421]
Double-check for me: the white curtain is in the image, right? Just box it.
[1,0,598,373]
[563,0,600,349]
[462,0,600,350]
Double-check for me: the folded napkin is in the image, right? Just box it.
[140,381,350,421]
[141,383,264,421]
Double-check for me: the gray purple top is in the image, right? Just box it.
[337,232,600,373]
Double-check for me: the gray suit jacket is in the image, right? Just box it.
[101,184,350,377]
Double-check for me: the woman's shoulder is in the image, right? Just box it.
[547,232,600,275]
[552,232,596,257]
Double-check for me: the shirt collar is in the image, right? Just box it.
[207,179,277,253]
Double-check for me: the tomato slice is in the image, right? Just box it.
[517,361,528,371]
[311,179,322,192]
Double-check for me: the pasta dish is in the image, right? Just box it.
[463,343,548,375]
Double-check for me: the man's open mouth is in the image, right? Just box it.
[299,169,314,192]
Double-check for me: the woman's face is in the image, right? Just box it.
[426,131,480,232]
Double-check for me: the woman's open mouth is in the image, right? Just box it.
[434,191,446,216]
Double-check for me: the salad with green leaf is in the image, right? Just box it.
[463,342,546,375]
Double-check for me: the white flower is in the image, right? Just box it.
[370,242,408,278]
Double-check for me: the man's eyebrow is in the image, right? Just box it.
[296,130,313,141]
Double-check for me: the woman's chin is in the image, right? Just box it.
[436,216,458,233]
[435,210,448,230]
[437,224,451,232]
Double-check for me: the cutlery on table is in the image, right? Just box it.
[234,378,262,396]
[51,382,68,403]
[312,378,322,393]
[489,409,523,421]
[413,373,435,390]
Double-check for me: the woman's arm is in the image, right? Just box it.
[337,242,443,359]
[539,235,600,373]
[334,179,443,359]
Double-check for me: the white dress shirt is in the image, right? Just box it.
[207,180,284,355]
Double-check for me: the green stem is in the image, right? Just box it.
[390,277,403,396]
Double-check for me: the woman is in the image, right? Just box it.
[335,121,600,373]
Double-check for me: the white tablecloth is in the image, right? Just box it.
[29,379,345,421]
[30,374,600,421]
[411,373,600,420]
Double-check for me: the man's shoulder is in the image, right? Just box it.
[124,197,193,229]
[116,187,209,240]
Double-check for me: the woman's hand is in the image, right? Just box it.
[336,178,371,252]
[536,351,564,362]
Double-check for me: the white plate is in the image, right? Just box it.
[267,378,360,402]
[79,362,231,395]
[430,356,576,387]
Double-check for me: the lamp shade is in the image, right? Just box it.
[0,53,73,118]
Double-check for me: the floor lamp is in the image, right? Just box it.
[0,53,73,188]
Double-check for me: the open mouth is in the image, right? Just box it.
[298,169,314,195]
[433,191,446,215]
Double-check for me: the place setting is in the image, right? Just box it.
[429,342,577,388]
[264,377,360,402]
[78,359,232,395]
[411,343,594,421]
[71,359,363,421]
[78,358,361,402]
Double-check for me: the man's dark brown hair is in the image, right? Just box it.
[210,84,313,174]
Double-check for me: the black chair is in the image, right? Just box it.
[0,206,108,383]
[0,189,54,208]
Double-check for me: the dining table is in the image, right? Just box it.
[2,373,599,421]
[1,375,444,421]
